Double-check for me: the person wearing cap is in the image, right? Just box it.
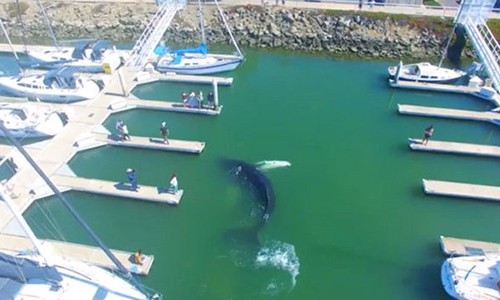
[160,122,169,144]
[126,168,138,191]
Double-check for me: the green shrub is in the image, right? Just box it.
[6,2,28,19]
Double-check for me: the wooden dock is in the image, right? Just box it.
[398,104,500,123]
[128,98,222,115]
[0,233,153,276]
[423,179,500,202]
[408,138,500,158]
[51,175,184,205]
[440,236,500,256]
[94,133,206,154]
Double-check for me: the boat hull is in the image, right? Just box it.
[156,56,243,75]
[0,77,100,103]
[387,62,466,84]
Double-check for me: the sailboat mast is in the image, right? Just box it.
[0,20,20,61]
[214,0,243,58]
[0,179,52,265]
[438,2,465,67]
[0,122,148,295]
[197,0,206,45]
[38,0,60,50]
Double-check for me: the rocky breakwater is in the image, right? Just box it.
[0,2,460,59]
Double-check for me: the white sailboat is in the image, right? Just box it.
[23,0,122,73]
[155,0,244,75]
[0,67,101,103]
[0,123,161,299]
[388,7,467,84]
[441,255,500,299]
[0,102,66,138]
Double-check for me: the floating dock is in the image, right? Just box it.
[0,233,153,276]
[398,104,500,123]
[440,235,500,256]
[389,80,500,106]
[127,98,222,115]
[408,138,500,158]
[51,175,184,205]
[94,133,206,154]
[135,71,233,86]
[423,179,500,202]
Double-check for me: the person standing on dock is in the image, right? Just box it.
[181,92,188,107]
[121,122,130,141]
[160,122,169,144]
[126,168,138,191]
[207,91,215,110]
[169,173,178,194]
[115,119,124,140]
[422,125,434,145]
[358,0,363,9]
[133,250,144,265]
[197,90,204,109]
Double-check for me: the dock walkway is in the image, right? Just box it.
[94,133,206,154]
[408,138,500,158]
[398,104,500,123]
[127,98,222,115]
[423,179,500,202]
[440,236,500,256]
[0,233,153,276]
[52,175,184,205]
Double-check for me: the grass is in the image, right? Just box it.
[423,0,441,7]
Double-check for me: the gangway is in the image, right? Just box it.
[126,0,186,70]
[455,0,500,91]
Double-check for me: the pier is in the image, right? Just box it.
[440,236,500,256]
[94,133,206,154]
[127,98,222,115]
[397,104,500,123]
[51,175,184,205]
[0,233,154,276]
[423,179,500,202]
[408,138,500,158]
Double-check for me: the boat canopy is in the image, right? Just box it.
[43,67,79,88]
[154,43,208,56]
[0,252,63,283]
[72,39,112,60]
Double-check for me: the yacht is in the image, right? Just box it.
[388,61,467,83]
[0,103,66,138]
[441,255,500,299]
[0,67,100,103]
[27,39,124,73]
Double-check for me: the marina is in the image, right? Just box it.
[408,138,500,158]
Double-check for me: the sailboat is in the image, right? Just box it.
[24,0,123,73]
[441,255,500,299]
[155,0,244,75]
[388,6,467,84]
[0,123,161,299]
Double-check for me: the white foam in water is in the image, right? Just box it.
[255,240,300,288]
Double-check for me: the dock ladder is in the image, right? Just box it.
[126,0,186,70]
[456,0,500,91]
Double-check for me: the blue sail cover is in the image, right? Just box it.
[154,44,208,56]
[0,253,63,283]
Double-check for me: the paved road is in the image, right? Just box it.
[63,0,500,19]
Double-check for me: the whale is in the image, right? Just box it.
[255,160,291,171]
[222,159,275,222]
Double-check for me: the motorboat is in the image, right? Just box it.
[441,255,500,299]
[0,124,162,300]
[27,39,124,73]
[388,61,467,83]
[0,67,100,103]
[154,0,244,75]
[155,43,243,75]
[0,103,66,138]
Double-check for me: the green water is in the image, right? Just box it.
[23,50,500,300]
